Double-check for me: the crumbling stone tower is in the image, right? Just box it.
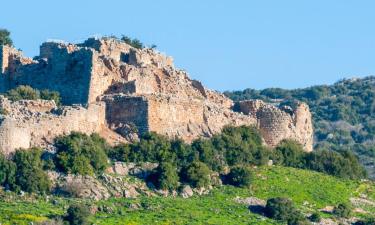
[0,38,314,154]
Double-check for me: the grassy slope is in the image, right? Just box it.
[1,166,374,225]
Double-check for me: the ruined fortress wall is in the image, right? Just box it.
[257,107,294,147]
[0,118,31,155]
[0,43,94,105]
[104,95,149,134]
[147,97,205,141]
[0,102,106,155]
[256,104,313,152]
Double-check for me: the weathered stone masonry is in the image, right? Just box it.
[0,38,314,154]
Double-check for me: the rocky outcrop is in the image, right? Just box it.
[0,37,314,153]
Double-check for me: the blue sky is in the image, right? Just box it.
[1,1,375,91]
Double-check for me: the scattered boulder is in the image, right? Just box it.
[180,185,194,199]
[56,175,110,201]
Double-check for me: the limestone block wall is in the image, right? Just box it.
[0,101,106,155]
[103,95,149,134]
[0,43,95,105]
[0,118,31,155]
[147,96,205,141]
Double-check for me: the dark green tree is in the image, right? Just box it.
[183,161,211,188]
[151,161,179,191]
[0,29,13,46]
[0,153,16,189]
[226,166,253,187]
[65,204,91,225]
[12,148,51,193]
[275,140,306,168]
[265,197,304,223]
[55,132,109,175]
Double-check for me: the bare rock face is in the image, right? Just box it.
[0,38,313,153]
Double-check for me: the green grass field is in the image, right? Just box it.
[1,166,374,225]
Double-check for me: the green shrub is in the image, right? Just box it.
[7,85,40,101]
[12,148,51,193]
[0,29,13,46]
[65,204,91,225]
[226,166,253,187]
[6,85,62,105]
[40,89,61,105]
[121,35,144,49]
[0,153,16,189]
[211,125,270,168]
[55,132,109,175]
[333,203,352,218]
[275,140,306,168]
[265,197,303,222]
[150,161,179,191]
[305,150,366,179]
[183,161,211,188]
[309,212,321,222]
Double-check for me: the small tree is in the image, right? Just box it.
[65,204,91,225]
[55,132,109,175]
[12,148,51,193]
[265,197,304,223]
[153,161,179,191]
[333,203,352,218]
[226,166,253,187]
[184,161,211,188]
[275,140,306,168]
[0,29,13,46]
[0,153,16,189]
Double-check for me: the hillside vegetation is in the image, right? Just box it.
[1,166,375,224]
[225,76,375,177]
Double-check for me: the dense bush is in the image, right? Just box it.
[7,85,40,101]
[5,85,61,105]
[264,197,305,224]
[12,148,51,193]
[0,153,16,190]
[226,166,253,187]
[354,218,375,225]
[272,139,366,179]
[65,204,91,225]
[54,132,109,175]
[309,212,321,222]
[183,161,211,188]
[275,140,305,168]
[333,203,352,218]
[108,126,366,180]
[211,126,271,169]
[150,161,179,191]
[40,89,61,105]
[0,28,13,46]
[304,150,367,179]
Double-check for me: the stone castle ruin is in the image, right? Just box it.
[0,38,313,155]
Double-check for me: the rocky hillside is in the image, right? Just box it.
[225,76,375,178]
